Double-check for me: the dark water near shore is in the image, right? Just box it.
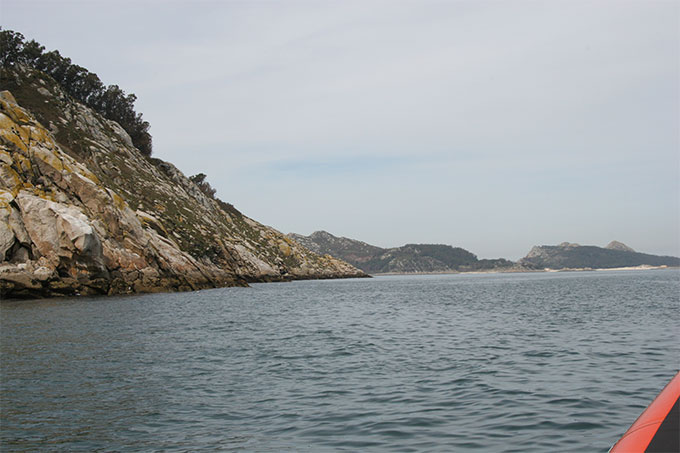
[2,269,679,452]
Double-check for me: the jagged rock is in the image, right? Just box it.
[0,207,14,260]
[605,240,635,253]
[14,192,102,266]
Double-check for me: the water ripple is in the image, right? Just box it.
[2,269,679,452]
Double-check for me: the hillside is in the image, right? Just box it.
[519,241,680,270]
[288,231,384,265]
[0,63,366,299]
[288,231,516,274]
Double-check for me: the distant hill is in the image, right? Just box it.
[288,231,383,265]
[519,241,680,270]
[290,233,680,274]
[288,231,516,274]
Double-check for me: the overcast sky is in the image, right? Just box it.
[2,0,678,259]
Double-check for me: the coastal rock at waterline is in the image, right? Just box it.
[14,192,104,268]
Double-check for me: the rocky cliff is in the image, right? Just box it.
[288,230,517,274]
[519,241,679,270]
[0,65,366,299]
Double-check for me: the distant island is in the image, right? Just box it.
[288,232,679,274]
[518,241,680,270]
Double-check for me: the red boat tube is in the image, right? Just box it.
[610,370,680,453]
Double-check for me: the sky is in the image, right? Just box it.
[2,0,678,260]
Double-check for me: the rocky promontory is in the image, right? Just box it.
[0,65,366,299]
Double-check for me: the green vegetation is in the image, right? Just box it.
[402,244,478,267]
[189,173,217,198]
[187,172,243,219]
[1,28,152,156]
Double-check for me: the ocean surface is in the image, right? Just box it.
[1,269,679,452]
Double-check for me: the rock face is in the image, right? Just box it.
[605,241,635,253]
[0,67,366,299]
[519,242,679,270]
[288,230,516,274]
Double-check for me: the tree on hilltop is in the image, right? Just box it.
[0,28,153,157]
[189,173,218,199]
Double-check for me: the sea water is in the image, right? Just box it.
[1,269,678,451]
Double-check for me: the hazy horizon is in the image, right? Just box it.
[2,0,678,260]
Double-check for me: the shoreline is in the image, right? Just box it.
[371,265,677,277]
[0,271,371,303]
[3,265,675,302]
